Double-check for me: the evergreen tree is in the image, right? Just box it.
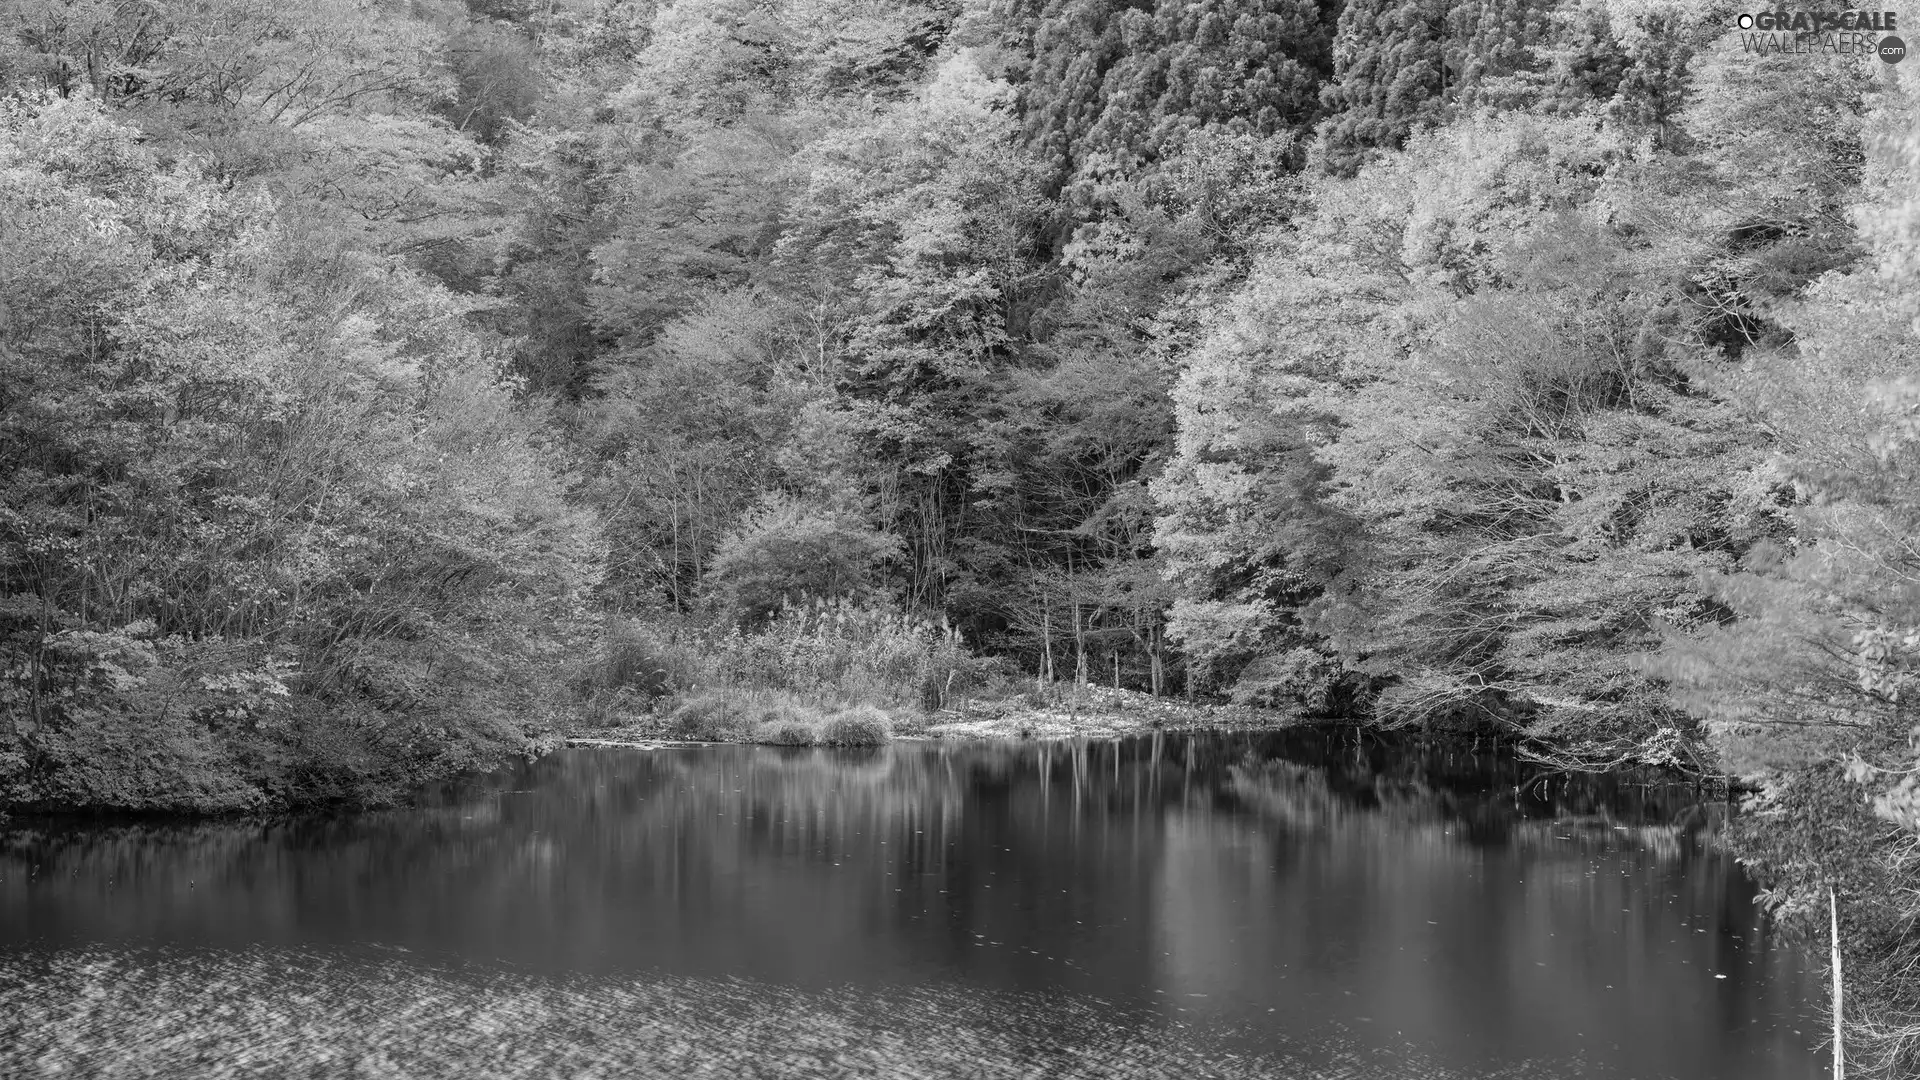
[1086,0,1334,168]
[1016,0,1336,185]
[1448,0,1557,109]
[1315,0,1692,174]
[1316,0,1450,175]
[1014,0,1135,180]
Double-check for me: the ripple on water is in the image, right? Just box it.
[1,946,1578,1080]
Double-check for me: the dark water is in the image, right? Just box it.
[0,730,1820,1079]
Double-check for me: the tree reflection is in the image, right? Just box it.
[0,730,1818,1079]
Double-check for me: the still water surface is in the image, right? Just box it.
[0,730,1820,1078]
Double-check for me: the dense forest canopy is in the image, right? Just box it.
[3,0,1919,1069]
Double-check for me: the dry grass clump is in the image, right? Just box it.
[662,690,895,747]
[818,705,891,747]
[666,689,838,746]
[750,715,820,746]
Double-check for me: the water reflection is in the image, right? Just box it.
[0,730,1820,1079]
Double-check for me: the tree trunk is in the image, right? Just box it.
[1149,624,1164,698]
[1040,604,1054,688]
[1068,551,1086,688]
[1073,607,1087,688]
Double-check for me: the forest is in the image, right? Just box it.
[0,0,1917,1069]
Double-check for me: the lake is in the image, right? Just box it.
[0,729,1821,1078]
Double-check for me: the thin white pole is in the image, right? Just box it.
[1832,885,1844,1080]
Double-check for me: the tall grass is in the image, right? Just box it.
[574,599,996,744]
[664,690,891,747]
[585,599,997,712]
[696,598,990,709]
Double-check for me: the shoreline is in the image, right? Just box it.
[5,691,1701,819]
[555,684,1331,750]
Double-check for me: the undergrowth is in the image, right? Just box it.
[573,598,1004,745]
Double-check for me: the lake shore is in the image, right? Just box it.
[552,685,1328,750]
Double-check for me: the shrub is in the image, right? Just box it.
[667,693,748,741]
[575,686,653,729]
[751,717,819,746]
[817,705,892,746]
[668,689,840,744]
[598,621,680,698]
[1227,647,1343,713]
[704,497,901,627]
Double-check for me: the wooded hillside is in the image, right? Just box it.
[2,2,1916,1069]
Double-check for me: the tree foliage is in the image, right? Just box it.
[1008,0,1335,187]
[0,96,600,811]
[705,497,903,625]
[1643,78,1920,1076]
[5,0,1918,1067]
[1314,0,1693,175]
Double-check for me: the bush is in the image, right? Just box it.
[597,621,680,698]
[574,686,655,729]
[751,717,819,746]
[704,497,901,627]
[667,693,748,741]
[669,689,842,745]
[1227,647,1344,714]
[818,705,892,746]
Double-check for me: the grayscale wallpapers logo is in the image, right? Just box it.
[1734,9,1905,62]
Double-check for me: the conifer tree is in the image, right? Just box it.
[1315,0,1691,174]
[1017,0,1336,184]
[1317,0,1450,175]
[1017,0,1134,180]
[1448,0,1557,109]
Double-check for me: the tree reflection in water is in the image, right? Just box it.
[0,729,1818,1079]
